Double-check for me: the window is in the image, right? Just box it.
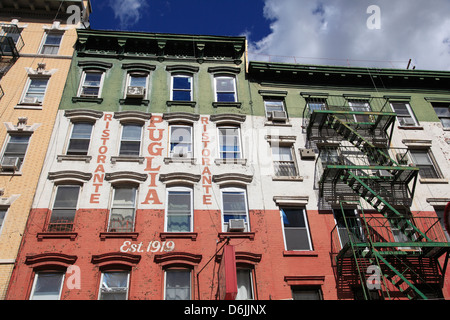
[435,209,450,242]
[1,134,30,171]
[21,78,48,105]
[236,269,253,300]
[67,122,93,155]
[119,124,142,156]
[333,209,364,248]
[48,185,80,232]
[272,146,298,177]
[348,100,372,123]
[165,269,191,300]
[218,127,242,159]
[78,71,104,98]
[214,76,237,102]
[319,147,340,165]
[264,98,287,121]
[292,286,323,300]
[98,271,130,300]
[40,32,62,54]
[166,187,192,232]
[169,125,192,158]
[0,208,7,233]
[281,208,313,251]
[390,102,418,127]
[108,186,137,232]
[431,102,450,129]
[409,149,441,179]
[307,98,327,111]
[30,272,64,300]
[221,188,249,232]
[125,73,148,99]
[171,74,192,101]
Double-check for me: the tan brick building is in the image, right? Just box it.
[0,0,91,299]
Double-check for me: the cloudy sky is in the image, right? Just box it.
[89,0,450,71]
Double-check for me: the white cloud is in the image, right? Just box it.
[108,0,148,29]
[250,0,450,70]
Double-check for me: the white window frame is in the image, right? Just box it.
[39,31,63,55]
[20,77,49,105]
[280,207,313,251]
[0,207,9,236]
[431,102,450,129]
[169,125,193,158]
[264,98,285,119]
[29,272,65,300]
[348,99,372,123]
[170,73,193,101]
[220,187,250,232]
[165,186,193,232]
[236,268,254,300]
[77,70,105,98]
[409,149,442,179]
[119,123,143,156]
[107,186,137,233]
[98,271,130,300]
[390,102,419,127]
[271,145,298,177]
[214,75,237,102]
[125,72,149,99]
[48,185,81,232]
[164,269,192,300]
[217,126,243,160]
[66,121,93,155]
[332,208,364,249]
[0,133,31,172]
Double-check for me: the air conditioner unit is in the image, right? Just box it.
[126,86,145,98]
[300,148,315,160]
[22,97,40,105]
[1,157,20,171]
[399,118,416,126]
[228,219,245,232]
[270,111,287,121]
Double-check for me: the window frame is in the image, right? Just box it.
[264,98,286,119]
[119,123,143,156]
[77,70,105,98]
[165,186,193,233]
[66,121,94,156]
[0,133,31,172]
[98,271,130,300]
[214,75,237,102]
[107,185,137,233]
[170,73,193,101]
[125,72,149,99]
[271,145,298,177]
[235,268,254,300]
[431,102,450,129]
[220,187,250,232]
[29,271,65,300]
[409,149,443,179]
[0,207,9,236]
[39,31,63,55]
[390,102,419,127]
[47,185,81,232]
[20,77,49,105]
[164,268,192,300]
[280,207,313,251]
[169,125,193,158]
[291,286,323,300]
[217,126,243,160]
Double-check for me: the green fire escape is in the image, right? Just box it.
[303,93,450,300]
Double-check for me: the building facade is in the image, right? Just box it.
[0,0,91,299]
[5,27,450,300]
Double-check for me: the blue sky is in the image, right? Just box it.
[88,0,450,71]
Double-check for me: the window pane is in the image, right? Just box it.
[122,125,141,140]
[113,187,136,207]
[433,105,450,117]
[391,103,411,116]
[272,147,292,161]
[440,118,450,128]
[216,77,234,92]
[53,186,80,208]
[31,273,64,300]
[165,270,191,300]
[292,287,322,300]
[84,72,102,86]
[173,76,191,90]
[222,192,246,213]
[0,209,6,229]
[168,191,191,213]
[217,92,236,102]
[282,209,306,228]
[45,34,62,46]
[72,123,93,139]
[236,269,253,300]
[100,272,128,300]
[170,126,191,143]
[129,76,147,87]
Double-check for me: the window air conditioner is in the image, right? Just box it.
[228,219,245,232]
[399,118,416,126]
[1,157,20,171]
[126,86,145,98]
[270,111,287,121]
[22,97,40,105]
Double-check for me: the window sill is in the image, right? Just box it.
[397,126,423,130]
[160,232,198,241]
[57,155,92,163]
[37,232,78,241]
[272,176,304,181]
[15,104,43,110]
[218,232,255,241]
[214,158,247,165]
[111,156,145,164]
[283,250,318,257]
[164,157,196,165]
[0,171,22,176]
[419,178,448,184]
[72,96,103,104]
[264,121,292,127]
[166,100,196,107]
[119,98,150,106]
[212,102,242,108]
[99,232,139,241]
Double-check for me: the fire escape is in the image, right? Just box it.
[0,23,24,98]
[303,93,450,300]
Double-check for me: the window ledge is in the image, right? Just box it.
[398,126,423,130]
[111,156,145,164]
[166,100,196,107]
[212,102,242,108]
[283,250,318,257]
[419,178,448,184]
[37,232,78,241]
[119,98,150,106]
[214,158,247,165]
[57,155,92,163]
[99,232,139,241]
[72,96,103,104]
[272,176,304,181]
[15,104,43,110]
[160,232,198,241]
[264,121,292,127]
[164,157,196,165]
[218,232,255,241]
[0,171,22,176]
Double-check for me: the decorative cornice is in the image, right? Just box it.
[113,111,152,123]
[121,63,156,72]
[162,112,200,123]
[91,252,141,267]
[159,172,201,185]
[48,171,92,183]
[208,66,241,74]
[166,65,199,73]
[25,253,77,267]
[105,171,148,184]
[78,60,113,70]
[209,113,246,124]
[273,196,309,206]
[64,109,103,121]
[212,173,253,185]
